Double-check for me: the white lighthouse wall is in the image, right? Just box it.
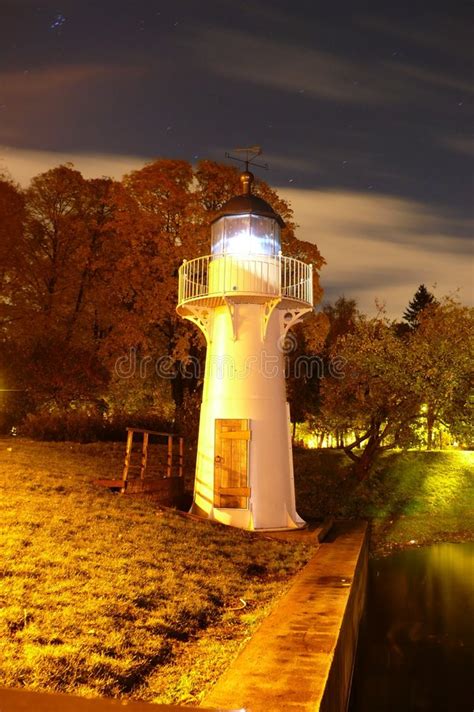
[192,302,305,530]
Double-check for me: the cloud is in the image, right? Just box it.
[1,65,108,96]
[388,63,473,95]
[212,145,322,177]
[279,187,474,317]
[0,63,142,98]
[190,28,388,104]
[440,136,474,158]
[188,27,469,108]
[0,146,149,186]
[358,15,472,62]
[0,63,145,145]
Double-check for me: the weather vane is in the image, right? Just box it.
[225,146,269,173]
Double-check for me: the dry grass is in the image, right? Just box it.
[0,438,315,704]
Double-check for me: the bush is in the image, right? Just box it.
[19,411,175,443]
[0,390,33,435]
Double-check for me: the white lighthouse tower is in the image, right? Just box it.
[177,161,313,530]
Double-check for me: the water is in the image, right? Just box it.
[349,543,474,712]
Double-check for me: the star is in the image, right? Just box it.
[50,14,66,30]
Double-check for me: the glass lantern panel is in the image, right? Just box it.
[250,215,281,255]
[211,219,224,255]
[223,215,252,255]
[211,214,281,256]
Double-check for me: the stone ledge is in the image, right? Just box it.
[0,687,227,712]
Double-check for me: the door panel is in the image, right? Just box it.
[214,419,250,508]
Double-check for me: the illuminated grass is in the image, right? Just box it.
[293,448,474,552]
[0,439,315,704]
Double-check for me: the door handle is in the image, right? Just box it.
[215,455,223,464]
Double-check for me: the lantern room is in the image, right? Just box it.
[210,171,283,257]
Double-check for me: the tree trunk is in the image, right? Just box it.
[171,366,185,407]
[352,432,382,481]
[427,404,435,450]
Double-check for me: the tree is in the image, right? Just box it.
[283,296,359,446]
[320,296,474,476]
[1,166,120,411]
[409,296,473,449]
[6,166,117,342]
[323,296,358,347]
[285,312,329,441]
[0,176,25,330]
[321,314,421,479]
[403,284,437,330]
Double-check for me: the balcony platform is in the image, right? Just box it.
[177,253,313,312]
[177,292,312,315]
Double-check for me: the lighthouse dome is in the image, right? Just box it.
[211,170,285,227]
[213,193,285,227]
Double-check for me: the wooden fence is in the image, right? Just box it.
[94,429,185,505]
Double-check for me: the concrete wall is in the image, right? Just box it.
[319,524,369,712]
[0,686,223,712]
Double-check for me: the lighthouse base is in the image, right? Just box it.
[189,499,306,532]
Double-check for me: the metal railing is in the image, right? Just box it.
[178,253,313,306]
[281,255,313,304]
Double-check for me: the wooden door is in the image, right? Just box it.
[214,419,251,509]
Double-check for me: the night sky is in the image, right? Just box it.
[1,0,472,316]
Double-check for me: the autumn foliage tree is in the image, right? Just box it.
[1,166,119,412]
[0,159,325,434]
[0,176,25,313]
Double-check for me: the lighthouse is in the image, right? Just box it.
[177,163,313,530]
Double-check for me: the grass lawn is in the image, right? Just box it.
[294,448,474,554]
[0,439,315,704]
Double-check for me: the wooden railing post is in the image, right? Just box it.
[179,437,184,478]
[122,429,134,492]
[140,431,149,480]
[167,435,173,478]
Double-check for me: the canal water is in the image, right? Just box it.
[349,543,474,712]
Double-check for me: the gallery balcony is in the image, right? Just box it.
[177,253,313,312]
